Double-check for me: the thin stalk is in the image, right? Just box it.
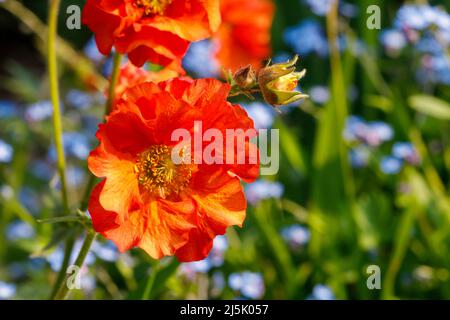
[48,0,69,214]
[51,52,122,299]
[105,53,122,115]
[47,0,75,299]
[326,0,354,200]
[142,263,160,300]
[50,237,75,298]
[54,231,97,300]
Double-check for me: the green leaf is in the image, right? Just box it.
[408,95,450,120]
[275,118,306,175]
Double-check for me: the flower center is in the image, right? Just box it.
[135,0,173,16]
[134,145,193,198]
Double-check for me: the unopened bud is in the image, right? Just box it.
[258,55,308,106]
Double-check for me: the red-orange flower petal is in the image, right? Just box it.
[82,0,221,70]
[88,78,259,261]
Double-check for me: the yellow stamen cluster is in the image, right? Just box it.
[135,145,193,198]
[135,0,173,16]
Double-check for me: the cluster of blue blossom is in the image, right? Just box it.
[179,236,266,299]
[0,74,100,194]
[302,0,357,18]
[344,116,420,174]
[307,284,335,300]
[281,224,311,250]
[380,142,421,175]
[284,18,363,59]
[0,281,16,300]
[244,180,284,205]
[380,4,450,85]
[229,271,265,299]
[284,19,329,57]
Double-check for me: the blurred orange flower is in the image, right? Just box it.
[88,78,259,261]
[113,62,178,101]
[82,0,221,72]
[214,0,274,72]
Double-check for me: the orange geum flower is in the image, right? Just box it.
[82,0,221,72]
[214,0,274,73]
[88,78,260,261]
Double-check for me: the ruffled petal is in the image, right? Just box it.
[89,180,140,252]
[137,196,197,259]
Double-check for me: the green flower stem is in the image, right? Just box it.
[47,0,75,299]
[50,52,122,300]
[105,52,123,115]
[54,231,97,300]
[48,0,69,214]
[325,0,354,199]
[142,262,159,300]
[50,237,75,299]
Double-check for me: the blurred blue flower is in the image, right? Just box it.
[349,146,370,168]
[49,132,91,161]
[66,166,86,187]
[19,187,40,215]
[180,259,210,278]
[243,102,276,129]
[0,281,16,300]
[245,180,284,205]
[66,90,95,110]
[420,54,450,85]
[303,0,335,16]
[395,5,450,32]
[84,37,105,64]
[343,115,365,143]
[380,29,407,53]
[281,225,310,249]
[392,142,421,165]
[80,267,96,293]
[308,284,335,300]
[365,122,394,146]
[92,241,119,262]
[387,4,450,86]
[380,156,403,175]
[25,100,53,122]
[6,221,35,241]
[30,160,54,180]
[102,57,113,77]
[415,35,446,55]
[309,85,330,104]
[183,40,219,78]
[229,271,265,299]
[0,100,18,118]
[284,19,328,57]
[0,139,13,163]
[344,116,393,147]
[339,2,358,18]
[209,235,228,267]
